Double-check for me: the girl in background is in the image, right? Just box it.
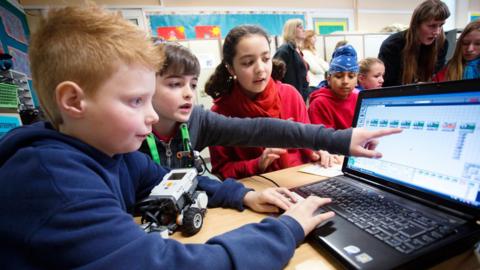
[435,20,480,82]
[205,25,337,179]
[358,57,385,90]
[308,45,360,130]
[302,30,329,94]
[378,0,450,86]
[273,19,309,101]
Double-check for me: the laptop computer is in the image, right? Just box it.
[291,79,480,269]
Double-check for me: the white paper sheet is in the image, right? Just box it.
[298,164,343,177]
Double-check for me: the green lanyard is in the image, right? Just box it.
[180,123,191,152]
[147,124,190,166]
[146,134,161,165]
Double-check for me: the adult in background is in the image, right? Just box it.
[378,0,450,87]
[274,19,309,101]
[302,30,329,95]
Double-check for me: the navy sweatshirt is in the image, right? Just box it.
[0,122,304,269]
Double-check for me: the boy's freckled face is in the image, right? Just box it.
[327,72,358,99]
[84,64,158,156]
[153,74,197,125]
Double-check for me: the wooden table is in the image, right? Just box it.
[171,164,479,270]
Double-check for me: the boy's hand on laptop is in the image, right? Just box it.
[350,128,402,158]
[283,196,335,236]
[258,148,287,172]
[243,187,296,213]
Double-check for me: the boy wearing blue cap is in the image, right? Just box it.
[308,45,360,129]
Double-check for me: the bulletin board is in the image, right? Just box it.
[0,2,29,75]
[0,1,38,107]
[313,18,348,35]
[471,13,480,22]
[147,12,305,40]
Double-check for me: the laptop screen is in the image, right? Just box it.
[346,86,480,210]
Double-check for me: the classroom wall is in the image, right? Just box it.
[19,0,158,5]
[357,0,419,10]
[161,0,353,9]
[471,0,480,10]
[21,0,480,33]
[358,13,410,33]
[20,0,352,9]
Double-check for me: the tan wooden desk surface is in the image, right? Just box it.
[171,164,479,270]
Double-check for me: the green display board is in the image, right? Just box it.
[0,1,38,107]
[313,18,348,35]
[471,13,480,22]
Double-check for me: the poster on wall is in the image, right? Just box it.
[157,26,186,41]
[147,12,305,39]
[0,0,38,108]
[471,13,480,22]
[0,6,27,44]
[7,46,31,78]
[313,18,348,35]
[195,25,221,39]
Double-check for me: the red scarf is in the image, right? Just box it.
[217,78,282,118]
[215,78,293,169]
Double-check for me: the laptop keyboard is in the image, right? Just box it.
[296,177,456,254]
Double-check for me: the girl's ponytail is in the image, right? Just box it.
[205,61,234,99]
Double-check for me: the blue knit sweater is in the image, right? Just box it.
[0,122,304,269]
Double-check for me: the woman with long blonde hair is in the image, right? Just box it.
[273,19,309,100]
[302,30,329,91]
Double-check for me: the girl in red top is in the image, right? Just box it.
[308,45,360,130]
[205,25,336,179]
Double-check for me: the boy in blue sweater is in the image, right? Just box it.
[0,4,339,269]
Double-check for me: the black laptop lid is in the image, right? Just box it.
[344,79,480,218]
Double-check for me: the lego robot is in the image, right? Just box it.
[138,168,208,236]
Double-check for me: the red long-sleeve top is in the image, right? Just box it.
[209,79,312,179]
[308,87,359,130]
